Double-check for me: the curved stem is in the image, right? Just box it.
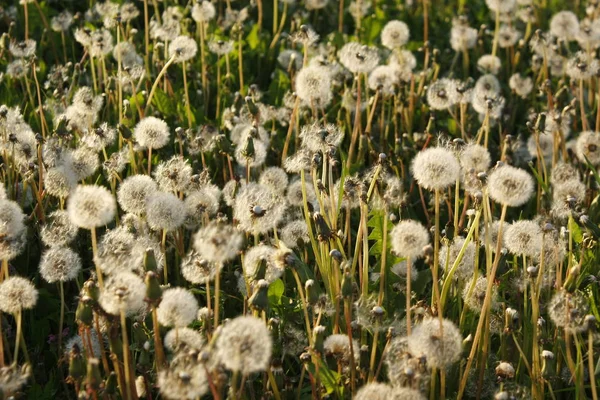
[144,56,176,114]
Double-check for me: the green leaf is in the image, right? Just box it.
[152,88,176,116]
[268,279,285,306]
[568,215,583,244]
[305,360,343,397]
[246,24,261,50]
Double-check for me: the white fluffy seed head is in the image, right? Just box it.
[354,382,392,400]
[117,175,158,215]
[146,192,186,232]
[576,131,600,165]
[41,210,78,248]
[214,315,272,374]
[411,147,460,190]
[99,271,146,316]
[39,247,82,283]
[487,165,534,207]
[295,65,333,108]
[439,237,477,282]
[134,117,170,150]
[169,36,198,63]
[390,220,430,259]
[67,185,116,229]
[157,288,199,328]
[381,20,410,49]
[164,327,204,353]
[427,79,458,110]
[339,42,380,74]
[0,276,38,314]
[550,11,579,40]
[407,318,463,369]
[504,220,543,257]
[193,223,243,263]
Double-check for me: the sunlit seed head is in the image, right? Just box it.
[41,210,78,248]
[550,10,580,40]
[157,288,199,328]
[191,1,216,23]
[134,117,170,150]
[67,185,116,229]
[462,275,499,314]
[169,36,198,63]
[193,222,243,263]
[146,192,186,232]
[339,42,380,74]
[390,220,430,259]
[44,165,77,199]
[164,327,204,354]
[0,276,38,314]
[99,271,146,316]
[407,318,463,369]
[548,290,589,333]
[439,237,477,282]
[354,382,392,400]
[427,79,458,110]
[39,247,82,283]
[575,131,600,165]
[181,250,220,284]
[295,65,333,108]
[117,175,158,215]
[411,147,460,190]
[504,220,543,257]
[509,73,533,98]
[381,20,410,49]
[153,155,193,193]
[477,54,502,75]
[487,164,534,207]
[214,315,272,374]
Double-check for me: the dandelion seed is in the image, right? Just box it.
[214,315,272,374]
[193,223,243,263]
[411,147,460,191]
[67,185,116,229]
[191,1,216,23]
[390,220,430,259]
[487,164,534,207]
[99,271,146,316]
[157,288,199,328]
[163,327,204,353]
[134,116,170,150]
[0,276,38,314]
[381,20,410,49]
[117,175,158,215]
[509,73,533,98]
[169,36,198,63]
[339,42,380,74]
[550,11,580,41]
[39,247,81,283]
[158,352,208,399]
[427,79,458,110]
[575,131,600,165]
[295,65,333,108]
[146,192,186,232]
[407,318,463,369]
[504,220,543,257]
[548,290,589,333]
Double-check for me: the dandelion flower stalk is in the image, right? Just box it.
[144,54,176,114]
[182,60,192,127]
[119,305,134,400]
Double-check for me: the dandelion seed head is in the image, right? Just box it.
[146,192,186,232]
[281,220,310,249]
[504,220,543,257]
[439,237,477,282]
[450,18,478,51]
[509,73,533,98]
[67,185,116,229]
[44,166,77,199]
[191,0,216,22]
[41,210,78,248]
[339,42,380,74]
[51,10,73,32]
[154,155,193,193]
[193,222,243,263]
[550,11,580,40]
[575,131,600,165]
[381,20,410,49]
[566,51,599,80]
[164,327,204,353]
[354,383,392,400]
[99,271,146,316]
[234,183,286,235]
[390,220,430,259]
[548,290,589,333]
[181,250,220,284]
[134,117,170,150]
[183,189,221,229]
[477,54,502,75]
[214,315,272,374]
[427,79,458,110]
[407,318,463,369]
[9,39,36,58]
[462,275,499,314]
[487,165,534,207]
[243,245,283,286]
[295,65,333,108]
[157,288,199,328]
[158,353,208,400]
[0,276,38,314]
[411,147,460,190]
[117,175,158,215]
[169,36,198,63]
[39,247,81,283]
[299,122,344,154]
